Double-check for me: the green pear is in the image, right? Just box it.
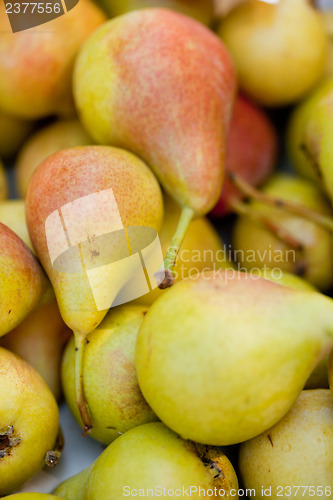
[5,495,63,500]
[232,174,333,290]
[25,146,163,431]
[239,390,333,498]
[218,0,327,106]
[0,223,48,338]
[0,347,59,496]
[61,304,158,444]
[74,8,236,283]
[1,300,71,400]
[67,422,239,499]
[136,270,333,445]
[323,11,333,77]
[53,465,93,500]
[99,0,213,25]
[15,120,92,198]
[0,160,8,201]
[0,200,33,251]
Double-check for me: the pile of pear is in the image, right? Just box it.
[1,0,333,498]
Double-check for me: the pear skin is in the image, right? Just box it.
[74,9,236,280]
[323,11,333,77]
[83,422,239,499]
[329,352,333,395]
[218,0,327,106]
[16,120,93,198]
[6,496,63,500]
[0,223,48,337]
[136,270,333,445]
[211,95,277,217]
[0,111,33,159]
[0,0,106,119]
[0,200,33,251]
[0,347,59,496]
[99,0,214,25]
[25,145,163,430]
[0,160,8,201]
[53,465,93,500]
[232,174,333,290]
[62,305,157,444]
[1,300,71,400]
[239,390,333,498]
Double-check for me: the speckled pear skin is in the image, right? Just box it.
[25,146,163,336]
[0,223,48,337]
[74,8,236,216]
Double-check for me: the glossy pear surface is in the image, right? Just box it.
[239,390,333,498]
[0,200,33,250]
[16,120,92,197]
[0,347,59,496]
[74,8,236,216]
[136,270,333,445]
[219,0,327,106]
[83,422,239,499]
[62,305,158,444]
[0,223,47,337]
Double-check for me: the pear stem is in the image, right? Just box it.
[45,427,64,468]
[157,206,194,289]
[228,172,333,233]
[74,331,92,435]
[229,197,304,250]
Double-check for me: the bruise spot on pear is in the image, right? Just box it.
[0,426,21,458]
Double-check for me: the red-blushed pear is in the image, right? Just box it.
[0,223,48,338]
[211,95,277,217]
[25,146,163,433]
[74,8,236,286]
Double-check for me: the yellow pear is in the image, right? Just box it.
[53,465,93,500]
[0,200,33,250]
[6,495,63,499]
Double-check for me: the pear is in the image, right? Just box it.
[0,0,106,119]
[61,304,158,444]
[232,174,333,290]
[239,390,333,498]
[218,0,327,106]
[138,196,233,306]
[0,347,59,496]
[53,465,93,500]
[0,200,33,250]
[16,120,93,198]
[323,11,333,77]
[0,111,33,159]
[136,270,333,445]
[0,160,8,200]
[211,95,277,217]
[25,145,163,431]
[329,352,333,395]
[99,0,213,26]
[0,223,48,338]
[6,496,63,500]
[74,8,236,284]
[55,422,239,499]
[1,300,71,400]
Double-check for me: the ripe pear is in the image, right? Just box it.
[136,270,333,445]
[211,95,277,217]
[74,8,236,283]
[0,223,48,337]
[25,146,163,431]
[16,120,92,198]
[6,496,63,500]
[329,352,333,394]
[138,196,233,306]
[0,0,106,119]
[62,304,158,444]
[0,200,33,250]
[0,347,59,496]
[0,160,8,200]
[68,422,239,499]
[53,465,93,500]
[1,300,70,400]
[218,0,327,106]
[232,174,333,290]
[239,390,333,498]
[323,11,333,77]
[99,0,213,25]
[0,111,33,159]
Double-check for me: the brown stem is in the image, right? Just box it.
[45,427,64,467]
[74,331,93,435]
[228,172,333,233]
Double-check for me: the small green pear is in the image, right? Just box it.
[53,465,93,500]
[239,390,333,498]
[82,422,239,499]
[0,347,59,496]
[0,223,48,338]
[0,200,33,251]
[232,174,333,290]
[136,270,333,445]
[62,305,157,444]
